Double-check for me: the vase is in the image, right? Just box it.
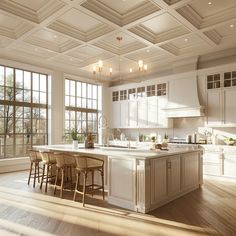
[73,140,78,148]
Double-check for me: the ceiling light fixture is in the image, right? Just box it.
[230,24,234,28]
[129,68,133,73]
[146,49,150,53]
[184,38,188,42]
[208,1,212,5]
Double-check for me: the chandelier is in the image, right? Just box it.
[92,37,147,78]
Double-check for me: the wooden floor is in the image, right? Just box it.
[0,172,236,236]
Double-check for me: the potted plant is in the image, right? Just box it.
[150,136,157,150]
[71,128,79,148]
[162,133,169,149]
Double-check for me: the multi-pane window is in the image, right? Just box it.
[137,87,145,98]
[207,74,220,89]
[147,85,155,97]
[128,88,136,100]
[65,79,101,142]
[120,90,127,100]
[224,71,236,87]
[112,91,119,102]
[157,83,166,96]
[0,65,48,159]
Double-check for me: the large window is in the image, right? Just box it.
[0,65,49,159]
[65,79,101,142]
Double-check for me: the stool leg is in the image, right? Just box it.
[91,170,94,197]
[40,164,45,189]
[101,169,105,200]
[45,164,49,193]
[54,167,59,195]
[73,172,79,201]
[28,162,33,185]
[33,162,37,188]
[60,168,64,199]
[82,172,87,207]
[37,162,40,183]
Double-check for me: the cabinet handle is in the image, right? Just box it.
[167,161,171,169]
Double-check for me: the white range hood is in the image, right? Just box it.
[163,77,205,118]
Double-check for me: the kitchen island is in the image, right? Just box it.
[34,145,203,213]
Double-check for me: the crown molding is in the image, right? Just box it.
[204,30,222,45]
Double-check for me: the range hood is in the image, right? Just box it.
[163,77,205,118]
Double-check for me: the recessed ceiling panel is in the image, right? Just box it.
[10,0,49,11]
[141,14,180,35]
[190,0,236,18]
[59,8,102,32]
[97,0,146,15]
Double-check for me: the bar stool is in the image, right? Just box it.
[73,155,105,206]
[27,149,42,188]
[54,153,76,198]
[39,151,57,192]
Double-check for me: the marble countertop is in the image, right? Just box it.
[34,144,201,160]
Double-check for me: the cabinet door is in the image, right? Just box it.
[120,101,129,128]
[168,155,181,196]
[203,151,221,176]
[207,90,222,125]
[138,99,147,127]
[147,97,158,127]
[151,158,168,204]
[224,89,236,125]
[182,152,199,190]
[111,102,120,128]
[223,153,236,178]
[157,96,171,127]
[129,100,138,127]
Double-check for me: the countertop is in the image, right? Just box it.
[34,144,201,160]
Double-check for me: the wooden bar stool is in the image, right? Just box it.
[54,153,76,198]
[27,149,42,188]
[73,155,105,206]
[39,151,57,192]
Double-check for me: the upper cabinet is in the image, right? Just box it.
[109,82,172,129]
[206,70,236,127]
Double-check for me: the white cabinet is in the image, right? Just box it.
[120,101,129,128]
[207,88,236,126]
[151,155,181,205]
[147,97,158,127]
[137,99,147,127]
[223,89,236,125]
[206,90,222,126]
[182,152,199,190]
[111,102,120,128]
[157,96,172,128]
[129,100,138,127]
[223,151,236,178]
[203,150,222,176]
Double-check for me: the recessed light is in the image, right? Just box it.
[70,58,73,61]
[208,1,212,5]
[146,49,150,53]
[53,35,57,38]
[230,24,234,28]
[184,38,188,42]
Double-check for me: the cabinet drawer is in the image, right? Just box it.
[203,152,221,163]
[203,163,221,175]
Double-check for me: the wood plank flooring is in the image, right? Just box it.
[0,171,236,236]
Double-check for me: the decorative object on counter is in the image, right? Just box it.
[150,136,157,150]
[120,133,125,141]
[224,137,236,146]
[71,129,79,148]
[139,134,144,142]
[162,133,169,149]
[85,133,95,148]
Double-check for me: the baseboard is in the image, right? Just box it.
[0,157,30,173]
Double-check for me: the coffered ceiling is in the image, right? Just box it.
[0,0,236,83]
